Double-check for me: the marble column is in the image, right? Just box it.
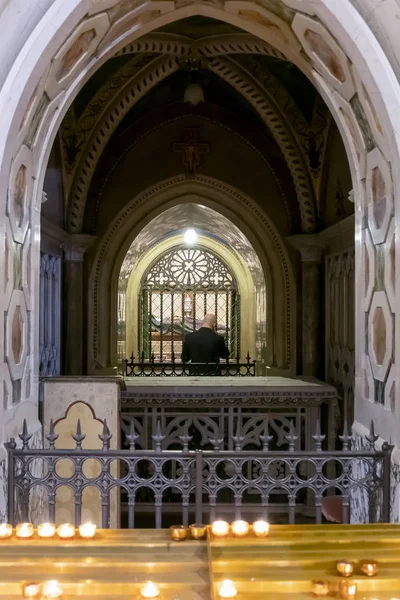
[288,236,324,377]
[63,235,95,375]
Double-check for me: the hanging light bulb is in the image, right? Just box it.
[184,229,197,245]
[184,83,204,106]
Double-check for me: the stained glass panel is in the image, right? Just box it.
[139,247,240,360]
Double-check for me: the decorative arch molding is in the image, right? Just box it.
[0,0,400,452]
[124,233,261,363]
[67,46,315,233]
[88,176,295,375]
[85,104,298,234]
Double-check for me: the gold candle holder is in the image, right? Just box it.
[189,524,207,539]
[56,523,75,539]
[16,523,34,539]
[41,580,64,598]
[211,520,229,537]
[22,582,41,598]
[78,522,96,539]
[311,580,330,597]
[217,580,238,598]
[339,581,357,599]
[359,560,378,577]
[37,523,56,538]
[336,560,355,577]
[231,520,249,537]
[0,523,13,538]
[170,525,188,541]
[140,581,160,598]
[252,520,270,537]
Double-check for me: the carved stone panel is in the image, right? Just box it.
[368,291,393,382]
[366,148,393,245]
[5,290,28,381]
[46,14,110,99]
[292,15,355,100]
[7,145,32,244]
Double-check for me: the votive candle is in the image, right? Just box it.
[231,520,249,537]
[0,523,12,538]
[312,580,330,597]
[360,560,379,577]
[140,581,160,598]
[252,520,270,537]
[339,581,357,599]
[41,580,63,598]
[211,520,230,537]
[56,523,75,539]
[38,523,56,538]
[22,582,41,598]
[217,580,238,598]
[78,522,96,538]
[16,523,34,538]
[336,560,355,577]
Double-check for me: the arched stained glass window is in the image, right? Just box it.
[139,247,240,360]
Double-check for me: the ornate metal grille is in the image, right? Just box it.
[139,247,240,360]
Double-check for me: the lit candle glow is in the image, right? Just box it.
[339,581,357,599]
[312,580,330,597]
[16,523,34,538]
[38,523,56,538]
[78,522,96,539]
[231,520,249,537]
[0,523,13,538]
[22,582,41,598]
[252,520,270,537]
[336,560,355,577]
[57,523,75,539]
[211,521,230,537]
[360,560,379,577]
[218,580,238,598]
[140,581,160,598]
[41,580,64,598]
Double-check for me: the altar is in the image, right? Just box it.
[121,376,340,452]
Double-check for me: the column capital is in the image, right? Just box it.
[287,234,324,263]
[63,234,96,261]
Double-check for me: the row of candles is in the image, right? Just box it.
[21,581,162,599]
[170,519,270,540]
[0,522,96,539]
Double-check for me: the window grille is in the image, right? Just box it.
[139,246,240,360]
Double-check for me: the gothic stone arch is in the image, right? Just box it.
[0,0,400,458]
[87,177,294,375]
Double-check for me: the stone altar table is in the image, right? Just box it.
[122,376,340,451]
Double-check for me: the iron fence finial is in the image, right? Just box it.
[46,419,59,449]
[339,419,351,450]
[260,417,273,452]
[179,420,192,452]
[126,419,139,451]
[312,419,325,452]
[72,419,86,449]
[232,418,245,452]
[152,420,165,452]
[285,422,299,452]
[19,419,32,450]
[99,419,112,451]
[366,419,379,449]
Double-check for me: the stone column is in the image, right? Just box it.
[288,236,324,377]
[63,235,95,375]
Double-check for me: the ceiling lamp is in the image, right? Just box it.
[184,82,204,106]
[184,229,197,245]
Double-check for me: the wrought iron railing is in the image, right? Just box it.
[124,352,256,377]
[5,419,392,527]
